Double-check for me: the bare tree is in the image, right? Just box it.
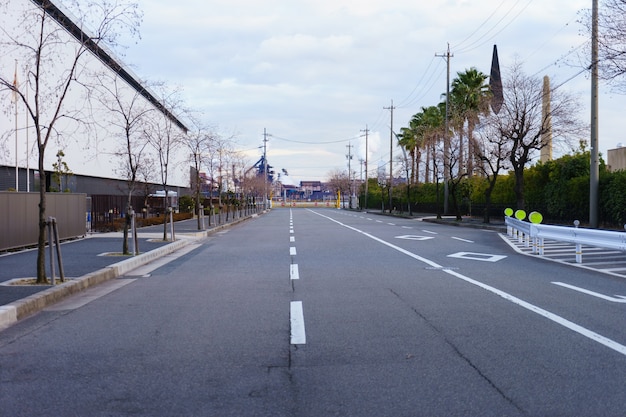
[0,0,141,282]
[231,151,251,215]
[498,62,584,210]
[442,134,468,220]
[473,114,511,223]
[326,169,350,208]
[145,85,186,241]
[94,73,153,254]
[182,116,217,229]
[579,0,626,90]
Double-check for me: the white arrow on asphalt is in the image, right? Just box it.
[552,282,626,303]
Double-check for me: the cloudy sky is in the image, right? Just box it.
[5,0,624,186]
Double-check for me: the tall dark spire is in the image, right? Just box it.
[489,45,503,114]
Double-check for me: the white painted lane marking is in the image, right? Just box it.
[552,282,626,303]
[388,223,396,226]
[290,247,297,256]
[290,236,295,242]
[290,264,300,280]
[309,209,626,357]
[422,230,438,235]
[290,301,306,344]
[452,236,474,243]
[290,229,294,234]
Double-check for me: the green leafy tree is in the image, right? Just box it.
[51,150,73,192]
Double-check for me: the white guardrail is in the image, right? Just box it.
[505,215,626,263]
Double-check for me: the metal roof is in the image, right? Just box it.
[30,0,189,133]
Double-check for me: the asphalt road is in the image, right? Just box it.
[1,208,625,416]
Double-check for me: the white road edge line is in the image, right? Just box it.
[290,301,306,344]
[452,236,474,243]
[552,281,626,303]
[308,209,626,358]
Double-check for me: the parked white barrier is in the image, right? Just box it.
[505,216,626,263]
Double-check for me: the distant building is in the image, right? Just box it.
[300,181,322,199]
[607,146,626,172]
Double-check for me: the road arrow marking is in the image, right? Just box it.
[552,282,626,303]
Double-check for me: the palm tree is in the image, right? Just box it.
[421,104,446,183]
[450,68,490,175]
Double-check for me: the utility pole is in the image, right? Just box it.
[361,125,369,211]
[384,100,395,212]
[263,128,269,210]
[590,0,599,228]
[436,44,453,214]
[346,143,353,209]
[14,59,18,191]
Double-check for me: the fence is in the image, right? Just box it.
[506,216,626,263]
[0,192,87,251]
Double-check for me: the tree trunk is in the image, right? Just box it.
[514,167,525,210]
[163,209,168,241]
[123,195,132,255]
[449,180,462,221]
[483,185,494,224]
[123,213,130,255]
[36,155,48,284]
[196,193,202,230]
[467,120,475,175]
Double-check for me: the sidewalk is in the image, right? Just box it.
[0,214,260,330]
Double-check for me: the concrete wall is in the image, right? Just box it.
[0,192,87,251]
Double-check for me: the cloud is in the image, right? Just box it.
[3,0,620,186]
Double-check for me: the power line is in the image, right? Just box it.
[455,0,534,54]
[530,42,587,78]
[271,135,359,145]
[402,63,447,110]
[453,0,508,51]
[397,56,437,108]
